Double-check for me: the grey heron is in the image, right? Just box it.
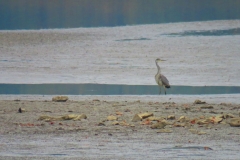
[155,58,170,95]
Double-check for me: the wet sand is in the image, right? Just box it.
[1,20,240,86]
[1,20,240,159]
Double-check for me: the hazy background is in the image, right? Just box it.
[1,0,240,30]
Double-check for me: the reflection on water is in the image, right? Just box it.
[1,0,240,30]
[164,28,240,36]
[0,84,239,95]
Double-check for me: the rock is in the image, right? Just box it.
[72,114,87,120]
[173,123,185,127]
[38,114,87,121]
[119,121,130,126]
[198,131,207,135]
[224,113,235,119]
[132,112,153,122]
[52,96,68,102]
[62,114,87,121]
[115,111,123,116]
[151,121,167,129]
[189,129,206,135]
[107,115,118,121]
[196,120,209,125]
[147,116,164,121]
[196,116,223,124]
[177,116,189,123]
[132,114,142,122]
[124,109,131,112]
[201,106,214,109]
[209,116,223,123]
[18,108,26,113]
[141,119,152,125]
[157,129,173,133]
[209,110,218,114]
[228,118,240,127]
[220,103,227,106]
[97,122,105,126]
[112,121,119,125]
[189,128,199,134]
[139,112,154,119]
[167,115,175,120]
[194,99,206,104]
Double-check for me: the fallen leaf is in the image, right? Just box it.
[190,119,196,124]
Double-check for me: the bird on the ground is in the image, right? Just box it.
[155,58,170,95]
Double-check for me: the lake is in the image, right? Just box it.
[1,0,240,30]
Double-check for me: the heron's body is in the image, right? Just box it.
[155,58,170,95]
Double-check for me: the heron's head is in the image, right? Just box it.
[155,58,166,63]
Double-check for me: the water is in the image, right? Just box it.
[164,28,240,36]
[0,83,239,95]
[1,0,240,30]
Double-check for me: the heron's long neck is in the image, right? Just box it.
[156,61,161,74]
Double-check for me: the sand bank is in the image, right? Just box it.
[1,20,240,86]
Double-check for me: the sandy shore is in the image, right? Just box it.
[1,20,240,159]
[0,97,240,159]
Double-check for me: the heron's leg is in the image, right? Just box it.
[159,86,161,95]
[164,86,166,95]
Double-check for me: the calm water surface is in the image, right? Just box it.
[0,84,239,95]
[164,28,240,36]
[1,0,240,30]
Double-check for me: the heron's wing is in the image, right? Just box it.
[160,74,170,87]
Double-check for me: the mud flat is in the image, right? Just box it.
[1,20,240,86]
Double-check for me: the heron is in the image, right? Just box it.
[155,58,170,95]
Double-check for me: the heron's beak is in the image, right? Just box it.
[161,59,166,61]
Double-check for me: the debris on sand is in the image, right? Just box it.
[189,129,207,135]
[157,129,173,133]
[194,99,206,104]
[132,112,153,122]
[52,96,69,102]
[228,118,240,127]
[200,106,214,109]
[107,115,118,121]
[18,108,26,113]
[151,121,167,129]
[167,115,176,120]
[38,114,87,121]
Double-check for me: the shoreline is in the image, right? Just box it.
[1,94,240,104]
